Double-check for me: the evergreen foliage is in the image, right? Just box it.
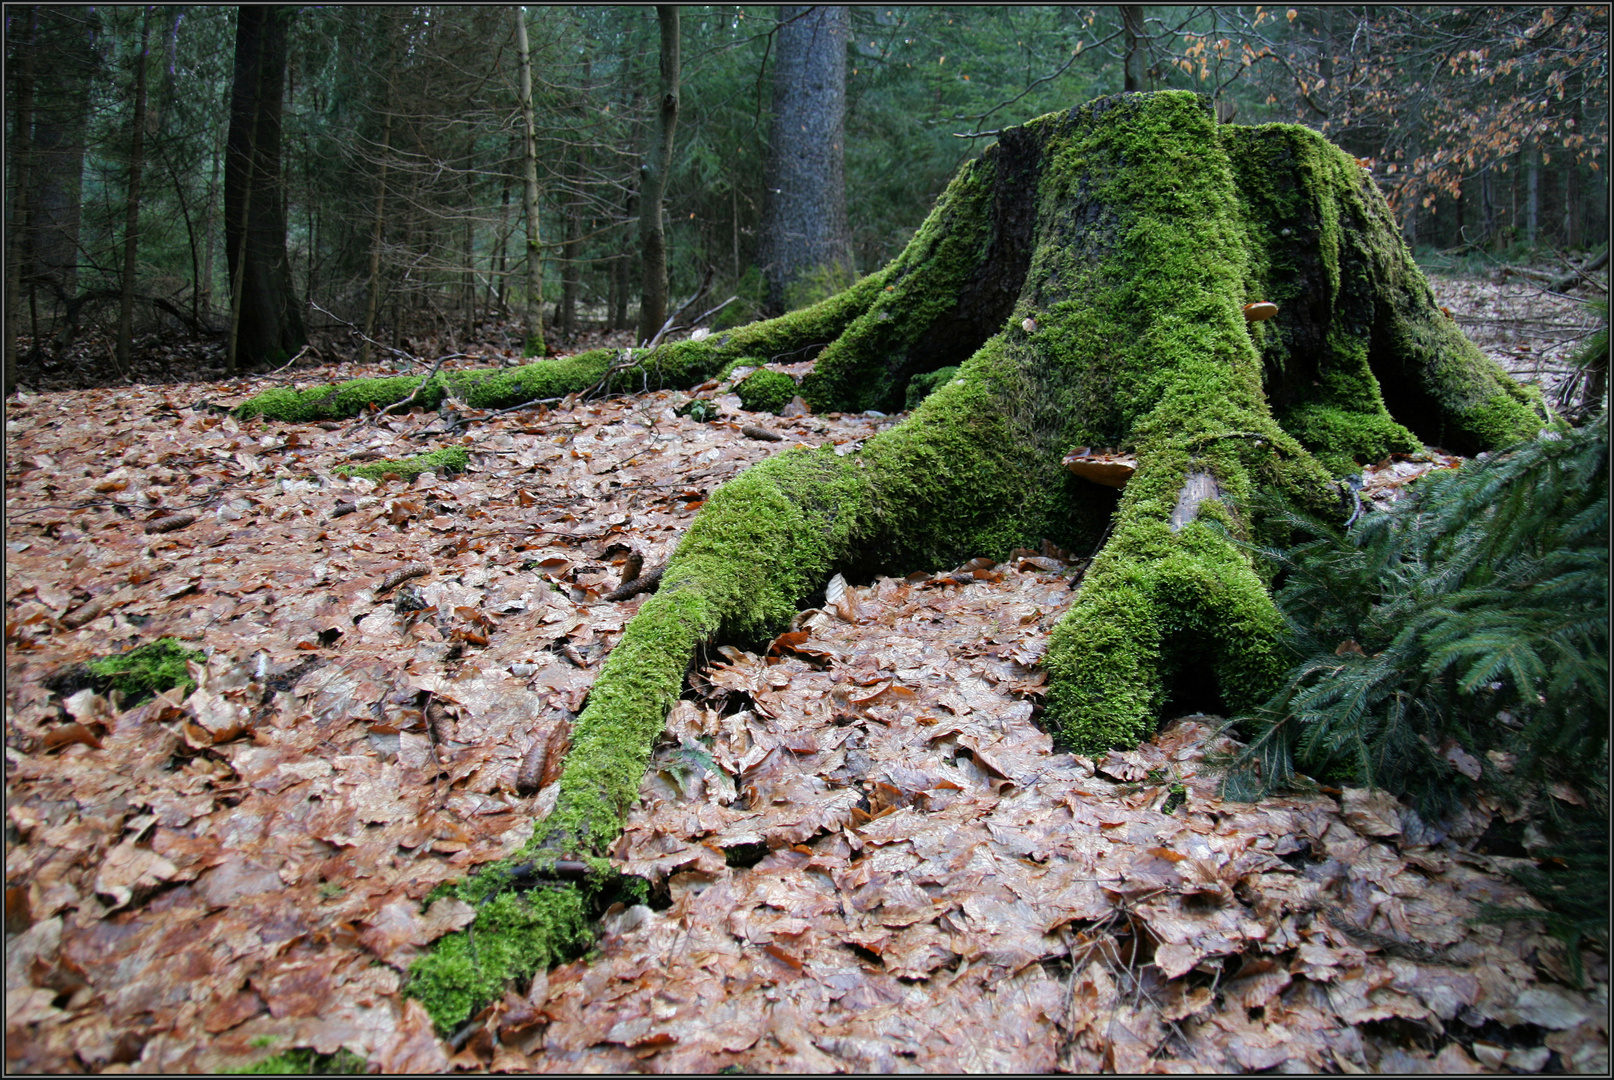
[1221,416,1608,972]
[1225,418,1607,808]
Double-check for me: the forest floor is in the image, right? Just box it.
[4,266,1607,1074]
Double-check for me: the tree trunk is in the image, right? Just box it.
[6,7,38,392]
[755,5,851,316]
[1527,147,1539,248]
[559,160,583,342]
[517,91,1544,860]
[1564,162,1583,250]
[492,175,511,314]
[225,5,305,370]
[115,6,152,376]
[514,6,545,357]
[360,102,392,366]
[1120,6,1147,93]
[637,6,679,345]
[201,119,221,319]
[27,6,95,314]
[614,189,637,331]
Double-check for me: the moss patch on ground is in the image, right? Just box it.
[330,445,468,482]
[735,369,800,414]
[229,1048,366,1075]
[85,637,205,706]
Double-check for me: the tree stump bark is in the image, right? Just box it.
[515,93,1546,856]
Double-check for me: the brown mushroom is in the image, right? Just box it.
[1243,301,1278,322]
[1062,446,1138,489]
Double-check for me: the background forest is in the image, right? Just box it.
[4,4,1608,390]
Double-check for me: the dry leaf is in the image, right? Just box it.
[94,841,180,910]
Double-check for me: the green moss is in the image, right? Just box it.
[1221,121,1541,457]
[1276,403,1422,475]
[801,157,1001,413]
[735,369,799,414]
[236,273,891,423]
[904,366,960,409]
[229,1048,366,1075]
[85,637,205,706]
[235,376,432,423]
[331,445,468,482]
[407,889,593,1034]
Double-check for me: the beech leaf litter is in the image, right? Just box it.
[6,286,1608,1074]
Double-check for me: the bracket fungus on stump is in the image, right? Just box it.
[531,89,1541,861]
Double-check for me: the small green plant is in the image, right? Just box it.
[677,398,721,422]
[1561,297,1607,419]
[233,1047,366,1075]
[85,637,205,706]
[331,445,468,482]
[735,369,798,415]
[1162,781,1187,815]
[1470,798,1609,985]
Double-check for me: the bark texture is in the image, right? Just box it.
[27,7,95,305]
[636,6,679,345]
[529,91,1542,858]
[514,7,545,356]
[224,5,305,370]
[115,7,151,373]
[756,4,852,315]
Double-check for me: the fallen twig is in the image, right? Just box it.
[269,344,314,374]
[1550,246,1609,293]
[379,353,450,418]
[378,562,430,593]
[601,565,663,603]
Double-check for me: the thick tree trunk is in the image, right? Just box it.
[637,6,679,345]
[7,6,37,391]
[520,91,1543,858]
[225,5,305,370]
[234,98,1546,912]
[756,5,851,315]
[28,6,95,312]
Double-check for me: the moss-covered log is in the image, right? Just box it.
[408,92,1542,1030]
[233,272,894,422]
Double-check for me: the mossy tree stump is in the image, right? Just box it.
[409,90,1545,1031]
[537,90,1541,859]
